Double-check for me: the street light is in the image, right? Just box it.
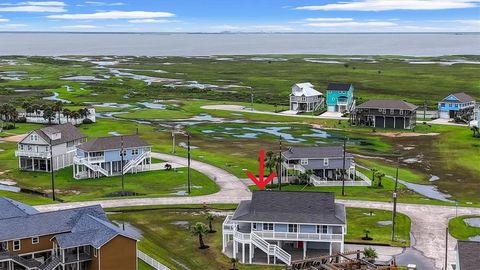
[341,137,347,196]
[391,164,399,242]
[49,138,55,201]
[171,130,191,194]
[120,136,125,196]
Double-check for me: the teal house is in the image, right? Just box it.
[326,83,355,113]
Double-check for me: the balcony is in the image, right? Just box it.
[253,231,343,242]
[15,150,50,159]
[74,155,105,163]
[63,252,92,263]
[223,215,235,233]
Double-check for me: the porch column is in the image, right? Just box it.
[110,161,113,176]
[233,240,237,259]
[32,157,35,171]
[340,241,344,253]
[242,243,245,263]
[329,242,332,255]
[303,241,307,259]
[222,233,225,252]
[249,243,253,264]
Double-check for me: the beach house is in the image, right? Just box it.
[15,123,87,172]
[289,83,323,113]
[280,146,370,187]
[222,191,346,266]
[325,83,354,113]
[438,92,475,121]
[455,240,480,270]
[352,100,418,130]
[0,197,138,270]
[73,135,151,179]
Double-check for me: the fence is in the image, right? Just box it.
[137,250,170,270]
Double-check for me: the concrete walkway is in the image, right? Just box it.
[33,152,480,270]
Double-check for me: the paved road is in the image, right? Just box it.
[34,152,480,270]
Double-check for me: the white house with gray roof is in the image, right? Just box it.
[222,191,346,266]
[280,146,370,187]
[15,123,87,172]
[0,197,139,270]
[289,83,323,113]
[73,135,151,179]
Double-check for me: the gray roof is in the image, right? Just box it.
[443,92,475,103]
[457,241,480,270]
[282,146,353,159]
[0,197,39,219]
[232,191,346,225]
[356,99,418,110]
[77,135,150,152]
[327,83,352,91]
[34,123,86,146]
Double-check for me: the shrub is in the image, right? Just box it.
[82,118,93,124]
[17,117,27,123]
[2,123,15,130]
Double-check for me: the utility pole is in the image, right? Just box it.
[187,133,191,194]
[250,89,254,111]
[341,137,346,196]
[423,99,427,120]
[172,131,176,154]
[278,136,282,191]
[121,136,125,196]
[49,138,55,201]
[445,227,449,270]
[391,165,399,242]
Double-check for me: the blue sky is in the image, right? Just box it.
[0,0,479,32]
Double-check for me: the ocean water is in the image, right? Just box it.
[0,32,478,56]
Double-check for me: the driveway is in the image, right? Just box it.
[33,153,480,270]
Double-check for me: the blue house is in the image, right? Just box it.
[73,135,151,179]
[438,92,475,120]
[326,83,355,113]
[222,191,346,266]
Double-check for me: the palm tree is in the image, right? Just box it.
[274,154,283,190]
[7,106,18,128]
[370,168,378,186]
[191,222,209,249]
[205,213,216,233]
[62,108,71,123]
[70,111,81,125]
[362,229,372,240]
[264,151,276,175]
[42,107,55,125]
[363,247,378,262]
[230,258,238,270]
[21,101,32,117]
[298,169,313,185]
[471,126,479,138]
[78,107,90,118]
[374,171,385,188]
[53,101,63,124]
[0,104,8,122]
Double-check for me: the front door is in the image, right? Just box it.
[449,110,455,118]
[297,241,303,249]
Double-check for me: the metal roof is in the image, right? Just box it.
[442,92,475,103]
[457,241,480,270]
[27,123,86,146]
[327,83,352,91]
[77,134,150,152]
[291,82,323,97]
[232,191,346,225]
[282,146,352,159]
[356,99,418,110]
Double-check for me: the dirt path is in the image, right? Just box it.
[32,152,480,270]
[1,134,26,142]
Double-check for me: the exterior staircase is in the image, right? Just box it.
[74,156,108,177]
[38,255,62,270]
[0,251,41,269]
[123,151,149,174]
[251,232,291,265]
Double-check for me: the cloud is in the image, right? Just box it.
[82,1,124,6]
[0,1,66,12]
[251,25,294,31]
[305,18,354,22]
[305,21,397,27]
[23,1,65,6]
[60,24,97,29]
[454,19,480,25]
[128,19,176,23]
[296,0,480,11]
[0,18,10,22]
[47,10,175,20]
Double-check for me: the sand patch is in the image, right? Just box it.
[374,132,439,138]
[2,134,27,142]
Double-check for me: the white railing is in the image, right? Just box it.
[282,162,294,169]
[253,231,343,242]
[293,164,306,173]
[223,215,235,232]
[86,156,105,162]
[137,250,170,270]
[123,151,150,174]
[251,232,291,265]
[309,171,371,187]
[15,150,50,158]
[74,156,109,176]
[234,231,251,243]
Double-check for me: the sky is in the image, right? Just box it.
[0,0,478,32]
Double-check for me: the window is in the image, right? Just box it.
[131,149,139,155]
[20,144,24,151]
[32,237,39,244]
[263,223,274,231]
[317,225,328,234]
[93,248,98,257]
[455,104,458,108]
[288,224,298,233]
[13,240,20,251]
[120,150,127,156]
[1,241,8,251]
[31,134,38,141]
[441,103,445,107]
[390,109,394,115]
[252,223,257,230]
[399,110,403,115]
[323,158,329,166]
[300,159,308,165]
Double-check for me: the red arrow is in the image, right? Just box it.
[246,149,277,189]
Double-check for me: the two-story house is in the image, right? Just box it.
[326,83,355,113]
[351,99,418,130]
[73,135,151,179]
[0,197,138,270]
[455,240,479,270]
[438,92,475,120]
[15,123,87,172]
[289,83,323,113]
[280,146,368,187]
[222,191,346,266]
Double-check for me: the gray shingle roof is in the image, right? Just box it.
[77,135,150,152]
[443,92,475,103]
[232,191,346,225]
[356,99,418,110]
[327,83,352,91]
[34,123,86,146]
[457,241,480,270]
[282,146,353,159]
[0,197,39,219]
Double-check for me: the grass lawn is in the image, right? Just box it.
[346,208,410,247]
[138,260,155,270]
[3,166,219,202]
[109,205,410,269]
[0,190,55,205]
[448,215,480,241]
